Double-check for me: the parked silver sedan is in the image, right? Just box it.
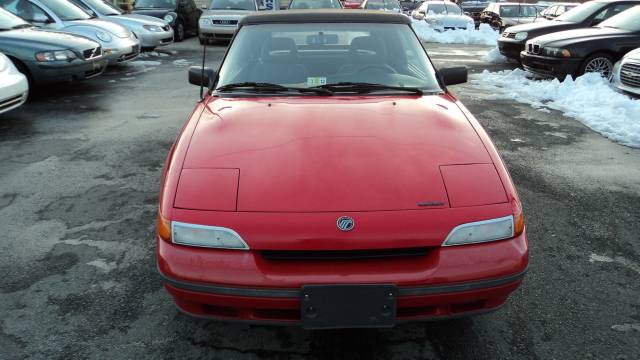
[613,48,640,97]
[69,0,174,50]
[2,0,140,65]
[412,1,474,30]
[198,0,257,44]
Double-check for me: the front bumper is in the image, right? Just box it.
[135,28,174,49]
[0,70,28,114]
[520,51,582,80]
[199,24,238,41]
[158,232,528,326]
[30,57,108,85]
[104,38,141,65]
[497,38,525,61]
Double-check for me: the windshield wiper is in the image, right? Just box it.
[312,82,423,95]
[215,82,332,95]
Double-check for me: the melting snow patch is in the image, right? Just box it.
[483,47,509,63]
[471,69,640,148]
[412,21,499,46]
[589,253,640,274]
[87,259,117,272]
[173,59,192,67]
[611,323,640,332]
[129,60,161,66]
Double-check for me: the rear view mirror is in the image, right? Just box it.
[189,66,217,88]
[439,66,468,86]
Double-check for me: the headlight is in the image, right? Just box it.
[35,50,77,62]
[199,18,210,26]
[514,32,528,41]
[443,215,515,246]
[143,24,162,32]
[171,221,249,250]
[542,47,571,58]
[95,30,112,42]
[164,14,175,23]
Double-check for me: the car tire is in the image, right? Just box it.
[175,21,185,42]
[579,52,615,80]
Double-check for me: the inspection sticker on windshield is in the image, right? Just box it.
[307,77,327,87]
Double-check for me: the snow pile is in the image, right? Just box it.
[173,59,193,67]
[139,51,170,58]
[471,69,640,148]
[412,21,499,46]
[483,47,509,63]
[129,60,161,66]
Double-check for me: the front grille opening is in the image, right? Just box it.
[201,304,239,318]
[261,247,431,261]
[450,300,487,314]
[252,309,299,321]
[397,306,438,318]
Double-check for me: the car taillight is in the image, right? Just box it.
[157,213,171,242]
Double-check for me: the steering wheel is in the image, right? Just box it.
[356,64,397,75]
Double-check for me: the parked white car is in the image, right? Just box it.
[0,53,28,115]
[198,0,257,44]
[69,0,174,50]
[412,1,474,31]
[3,0,140,65]
[613,48,640,97]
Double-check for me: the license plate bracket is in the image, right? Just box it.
[300,284,397,329]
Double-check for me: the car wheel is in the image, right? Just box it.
[580,53,614,80]
[175,21,185,42]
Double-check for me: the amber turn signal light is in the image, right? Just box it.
[513,200,525,237]
[157,213,171,242]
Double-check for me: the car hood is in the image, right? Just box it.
[530,26,630,46]
[623,47,640,61]
[202,9,254,16]
[107,14,168,27]
[0,28,99,51]
[67,19,130,38]
[180,96,500,212]
[131,8,173,18]
[505,19,578,34]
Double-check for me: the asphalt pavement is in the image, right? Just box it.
[0,38,638,360]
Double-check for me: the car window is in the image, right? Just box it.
[556,1,606,22]
[520,5,537,17]
[73,0,122,15]
[209,0,256,10]
[216,23,442,92]
[427,3,445,14]
[0,7,31,28]
[134,0,177,8]
[499,5,519,17]
[598,5,640,31]
[593,4,634,22]
[444,2,461,14]
[30,0,92,20]
[289,0,341,9]
[3,0,53,22]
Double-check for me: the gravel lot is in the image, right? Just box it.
[1,38,639,360]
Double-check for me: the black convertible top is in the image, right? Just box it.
[239,10,412,27]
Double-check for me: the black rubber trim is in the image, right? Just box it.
[159,267,527,299]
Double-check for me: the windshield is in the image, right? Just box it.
[427,3,445,14]
[0,7,30,28]
[216,23,442,93]
[598,5,640,31]
[83,0,122,15]
[208,0,256,10]
[499,5,535,17]
[289,0,341,9]
[40,0,92,20]
[364,0,400,11]
[134,0,176,8]
[555,1,605,22]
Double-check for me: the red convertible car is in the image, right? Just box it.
[157,10,528,329]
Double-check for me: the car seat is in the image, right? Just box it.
[249,37,308,84]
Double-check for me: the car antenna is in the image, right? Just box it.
[200,39,207,101]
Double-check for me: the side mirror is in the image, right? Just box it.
[189,66,217,88]
[439,66,468,86]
